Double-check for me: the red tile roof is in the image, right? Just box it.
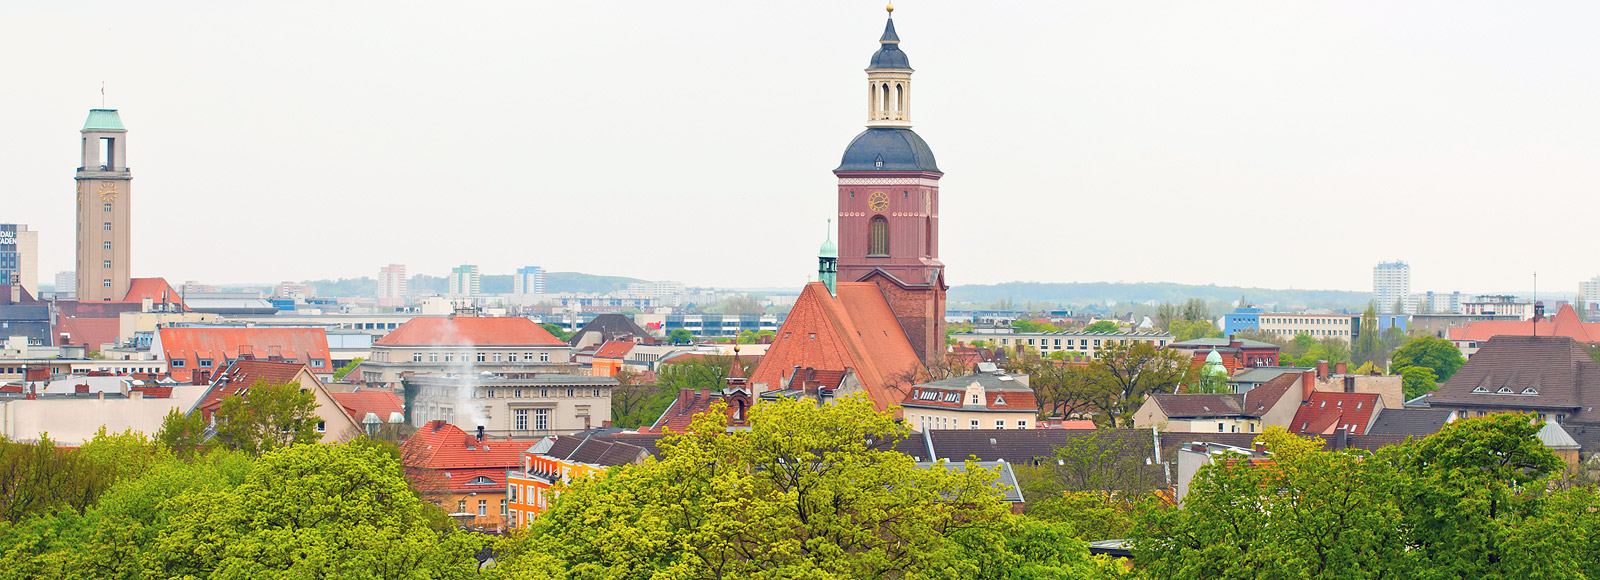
[592,340,634,360]
[158,327,331,382]
[54,317,120,350]
[129,385,174,399]
[1039,419,1097,429]
[375,316,565,347]
[750,282,924,412]
[1291,392,1382,435]
[788,367,847,390]
[119,278,186,306]
[1450,304,1600,343]
[331,390,405,424]
[403,420,527,471]
[195,360,312,422]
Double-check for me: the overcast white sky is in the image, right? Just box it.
[5,1,1598,293]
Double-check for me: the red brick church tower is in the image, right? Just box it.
[833,6,947,366]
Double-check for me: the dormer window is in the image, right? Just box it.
[1472,386,1489,393]
[1497,386,1514,394]
[1522,387,1539,395]
[467,476,495,485]
[970,394,980,405]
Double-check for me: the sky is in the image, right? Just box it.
[4,1,1599,294]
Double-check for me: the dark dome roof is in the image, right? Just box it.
[835,128,941,173]
[868,18,911,70]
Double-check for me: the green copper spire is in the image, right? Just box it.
[819,219,838,297]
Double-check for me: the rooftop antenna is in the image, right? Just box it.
[100,81,106,108]
[1532,271,1538,337]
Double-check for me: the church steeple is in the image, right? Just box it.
[818,219,838,297]
[866,5,913,128]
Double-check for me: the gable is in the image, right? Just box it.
[749,282,922,412]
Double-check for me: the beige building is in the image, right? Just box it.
[0,378,207,444]
[949,331,1173,359]
[75,109,133,302]
[0,225,38,297]
[901,370,1039,431]
[1256,314,1358,343]
[407,373,616,436]
[195,360,365,443]
[356,316,575,390]
[1133,372,1307,433]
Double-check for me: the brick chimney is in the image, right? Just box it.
[75,384,89,395]
[1316,361,1328,379]
[1334,362,1347,375]
[1301,370,1316,402]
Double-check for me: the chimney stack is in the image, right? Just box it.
[1316,361,1328,379]
[9,285,18,304]
[1301,370,1316,402]
[1334,362,1347,375]
[476,425,485,442]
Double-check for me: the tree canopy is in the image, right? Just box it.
[1391,335,1465,383]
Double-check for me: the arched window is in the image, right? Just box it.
[895,83,905,115]
[869,216,889,256]
[881,83,890,118]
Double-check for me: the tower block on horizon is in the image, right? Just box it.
[76,109,133,302]
[834,6,947,366]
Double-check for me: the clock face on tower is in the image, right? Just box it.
[97,182,119,202]
[868,191,889,213]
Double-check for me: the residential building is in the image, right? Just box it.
[1412,290,1465,314]
[650,352,758,433]
[0,377,206,444]
[505,435,649,529]
[1289,391,1383,436]
[403,421,526,530]
[624,280,686,299]
[377,264,407,307]
[271,281,313,300]
[948,330,1173,359]
[53,271,76,300]
[514,266,547,295]
[1254,313,1358,343]
[153,327,333,383]
[1427,335,1600,455]
[1462,295,1534,319]
[1167,337,1280,371]
[1411,313,1520,340]
[0,225,38,297]
[1582,276,1600,305]
[0,289,51,346]
[901,369,1038,431]
[1221,307,1263,336]
[355,316,573,390]
[1365,408,1451,439]
[75,109,133,302]
[1176,442,1274,505]
[406,372,616,435]
[589,341,632,378]
[328,390,407,435]
[567,313,652,350]
[193,359,363,442]
[1449,303,1600,358]
[448,264,480,296]
[648,313,780,338]
[1373,261,1410,314]
[1133,372,1308,433]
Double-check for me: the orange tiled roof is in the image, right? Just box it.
[403,420,527,470]
[1290,392,1382,435]
[375,316,565,347]
[158,327,331,382]
[54,317,120,350]
[119,278,186,306]
[1450,304,1600,343]
[592,340,635,360]
[195,360,311,422]
[331,390,405,424]
[749,282,924,412]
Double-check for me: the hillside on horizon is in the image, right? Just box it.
[949,281,1375,311]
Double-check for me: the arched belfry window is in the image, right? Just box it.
[869,216,889,256]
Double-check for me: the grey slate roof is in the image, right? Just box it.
[1366,409,1451,438]
[868,18,911,70]
[836,128,940,173]
[1231,367,1312,385]
[1430,336,1593,411]
[1170,337,1280,350]
[569,313,650,347]
[1151,373,1298,419]
[916,460,1024,503]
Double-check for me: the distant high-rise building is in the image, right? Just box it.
[514,266,546,294]
[1374,261,1411,313]
[448,264,480,296]
[377,264,407,306]
[0,225,39,296]
[76,109,133,302]
[626,281,687,298]
[1581,276,1600,305]
[53,271,76,299]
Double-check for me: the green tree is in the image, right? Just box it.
[1014,319,1062,333]
[1083,341,1195,428]
[1181,298,1210,322]
[1391,335,1465,382]
[666,328,695,344]
[1400,365,1438,400]
[332,357,364,381]
[1155,302,1181,332]
[493,396,1116,578]
[540,323,572,342]
[213,380,322,456]
[1083,320,1120,333]
[1353,302,1382,366]
[1393,297,1407,315]
[1167,318,1221,342]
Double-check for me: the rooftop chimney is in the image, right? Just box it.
[476,425,485,442]
[1301,370,1316,402]
[75,384,89,395]
[9,285,18,304]
[1316,360,1328,379]
[1334,362,1347,375]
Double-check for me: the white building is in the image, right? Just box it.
[514,266,547,294]
[948,330,1173,359]
[448,264,480,296]
[53,271,75,300]
[626,281,687,299]
[1257,313,1359,343]
[377,264,407,306]
[1373,261,1411,314]
[1581,277,1600,305]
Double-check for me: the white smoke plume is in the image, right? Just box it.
[427,317,488,429]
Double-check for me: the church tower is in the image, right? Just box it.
[76,109,133,302]
[834,5,947,366]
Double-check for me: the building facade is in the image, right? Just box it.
[901,371,1038,431]
[1373,261,1410,314]
[76,109,134,302]
[0,225,38,297]
[514,266,547,294]
[448,264,480,296]
[357,316,574,390]
[406,373,616,435]
[948,330,1173,359]
[1255,313,1359,343]
[53,271,75,300]
[377,264,407,307]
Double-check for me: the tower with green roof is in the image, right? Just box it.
[76,109,132,302]
[818,219,838,296]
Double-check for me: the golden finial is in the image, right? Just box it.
[886,3,894,15]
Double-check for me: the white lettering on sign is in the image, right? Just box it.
[0,232,14,246]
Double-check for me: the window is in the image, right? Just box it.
[103,241,111,250]
[970,419,979,429]
[1218,423,1225,433]
[428,353,438,362]
[102,260,111,269]
[478,500,487,517]
[413,353,423,362]
[540,352,549,362]
[500,499,507,516]
[868,216,889,255]
[510,485,518,502]
[1017,420,1028,429]
[102,279,111,287]
[477,353,486,362]
[515,408,528,430]
[995,420,1005,429]
[198,358,213,368]
[171,359,186,368]
[535,408,548,430]
[494,353,502,362]
[103,203,111,212]
[458,500,466,513]
[316,420,326,433]
[103,221,112,231]
[310,359,324,368]
[445,353,454,362]
[970,394,980,404]
[593,389,601,397]
[567,388,574,398]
